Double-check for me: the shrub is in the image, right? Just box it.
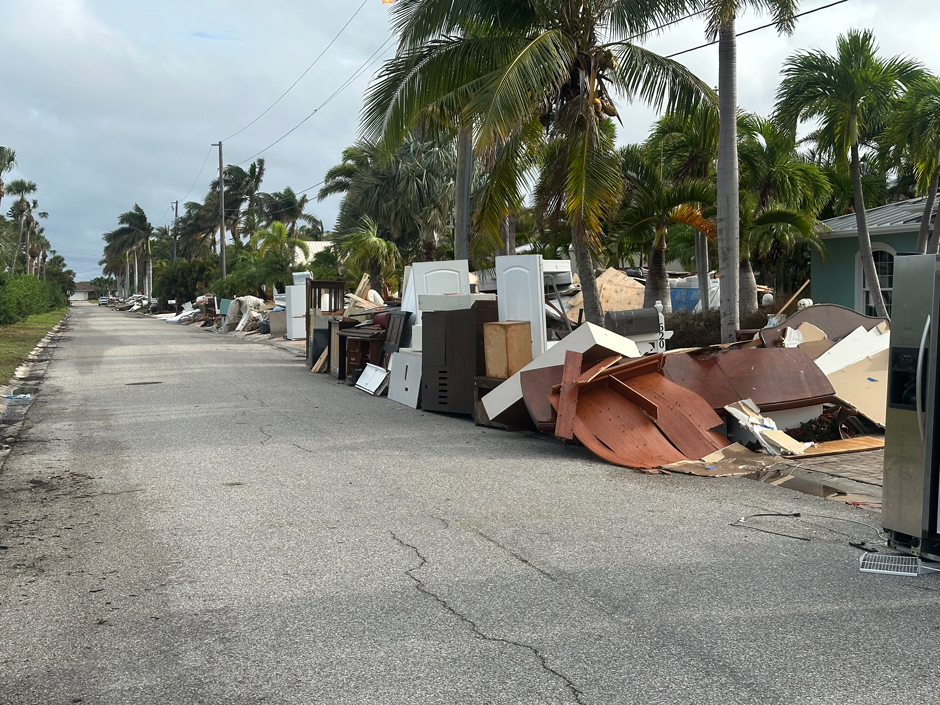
[0,273,68,326]
[665,308,773,350]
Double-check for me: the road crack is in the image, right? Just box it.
[389,531,585,704]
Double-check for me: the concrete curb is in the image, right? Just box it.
[0,312,71,472]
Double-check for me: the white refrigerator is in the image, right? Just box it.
[285,284,306,340]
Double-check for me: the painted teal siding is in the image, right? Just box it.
[811,231,918,309]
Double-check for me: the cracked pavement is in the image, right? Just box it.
[2,305,940,704]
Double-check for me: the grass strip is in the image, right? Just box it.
[0,308,68,383]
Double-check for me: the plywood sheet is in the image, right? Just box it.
[826,348,888,426]
[565,268,645,324]
[624,373,729,459]
[662,348,836,412]
[520,366,563,431]
[799,435,885,457]
[554,351,583,440]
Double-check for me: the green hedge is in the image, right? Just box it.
[0,273,69,326]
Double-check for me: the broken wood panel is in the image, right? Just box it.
[520,366,563,431]
[548,393,663,472]
[575,387,687,468]
[554,350,583,440]
[622,373,729,459]
[608,377,658,419]
[799,435,885,457]
[574,353,665,394]
[662,348,835,411]
[576,355,623,384]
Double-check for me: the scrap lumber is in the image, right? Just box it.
[608,378,658,420]
[565,268,645,324]
[662,347,835,412]
[311,347,329,373]
[799,435,885,457]
[554,351,583,440]
[772,279,810,318]
[576,355,623,384]
[622,373,728,459]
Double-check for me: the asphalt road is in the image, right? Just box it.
[2,304,939,705]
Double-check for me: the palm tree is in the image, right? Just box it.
[336,217,401,298]
[776,29,924,318]
[319,137,456,262]
[6,179,37,273]
[889,75,940,253]
[250,221,311,264]
[704,0,799,341]
[362,0,713,325]
[0,147,16,211]
[609,145,714,312]
[103,205,154,297]
[261,187,322,239]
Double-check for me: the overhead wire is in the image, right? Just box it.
[665,0,850,59]
[221,0,372,142]
[237,34,396,164]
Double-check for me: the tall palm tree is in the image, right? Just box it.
[776,29,924,318]
[704,0,799,341]
[250,221,312,264]
[336,217,402,298]
[103,205,154,297]
[889,75,940,253]
[5,179,37,273]
[262,187,322,239]
[362,0,712,325]
[24,208,48,277]
[0,147,16,211]
[608,145,714,312]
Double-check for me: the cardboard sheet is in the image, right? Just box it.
[823,348,888,425]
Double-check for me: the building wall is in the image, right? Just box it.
[811,231,918,310]
[69,291,91,302]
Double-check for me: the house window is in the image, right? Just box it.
[862,249,894,317]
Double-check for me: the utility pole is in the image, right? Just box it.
[171,200,179,264]
[212,141,227,278]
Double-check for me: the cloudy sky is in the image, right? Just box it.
[1,0,937,280]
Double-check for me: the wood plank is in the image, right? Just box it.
[548,393,662,473]
[574,387,687,468]
[554,350,583,440]
[608,377,658,419]
[799,435,885,457]
[311,346,330,374]
[576,355,623,384]
[624,373,729,459]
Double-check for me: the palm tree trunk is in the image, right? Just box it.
[10,214,24,273]
[851,136,888,318]
[919,162,940,254]
[453,124,473,261]
[717,18,740,342]
[572,220,603,326]
[133,250,139,294]
[917,168,939,254]
[645,232,672,313]
[695,230,710,311]
[501,216,516,256]
[24,227,30,276]
[739,259,758,314]
[369,264,385,304]
[146,253,153,301]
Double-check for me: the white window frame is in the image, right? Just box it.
[854,242,896,315]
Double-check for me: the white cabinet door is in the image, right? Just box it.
[403,260,470,325]
[496,254,546,359]
[285,285,306,319]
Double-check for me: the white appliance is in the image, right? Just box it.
[285,284,306,340]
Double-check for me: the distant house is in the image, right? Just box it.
[69,281,94,302]
[813,197,938,316]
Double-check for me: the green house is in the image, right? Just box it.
[812,197,937,316]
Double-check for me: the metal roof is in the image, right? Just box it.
[821,196,938,238]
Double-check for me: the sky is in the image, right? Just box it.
[1,0,938,281]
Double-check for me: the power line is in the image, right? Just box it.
[221,0,371,142]
[665,0,849,59]
[238,35,396,164]
[179,145,214,204]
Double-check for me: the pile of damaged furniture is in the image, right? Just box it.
[298,256,889,477]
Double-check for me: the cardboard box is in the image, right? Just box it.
[484,321,533,379]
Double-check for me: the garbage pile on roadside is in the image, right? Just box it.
[116,256,890,481]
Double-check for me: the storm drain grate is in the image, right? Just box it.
[858,553,940,576]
